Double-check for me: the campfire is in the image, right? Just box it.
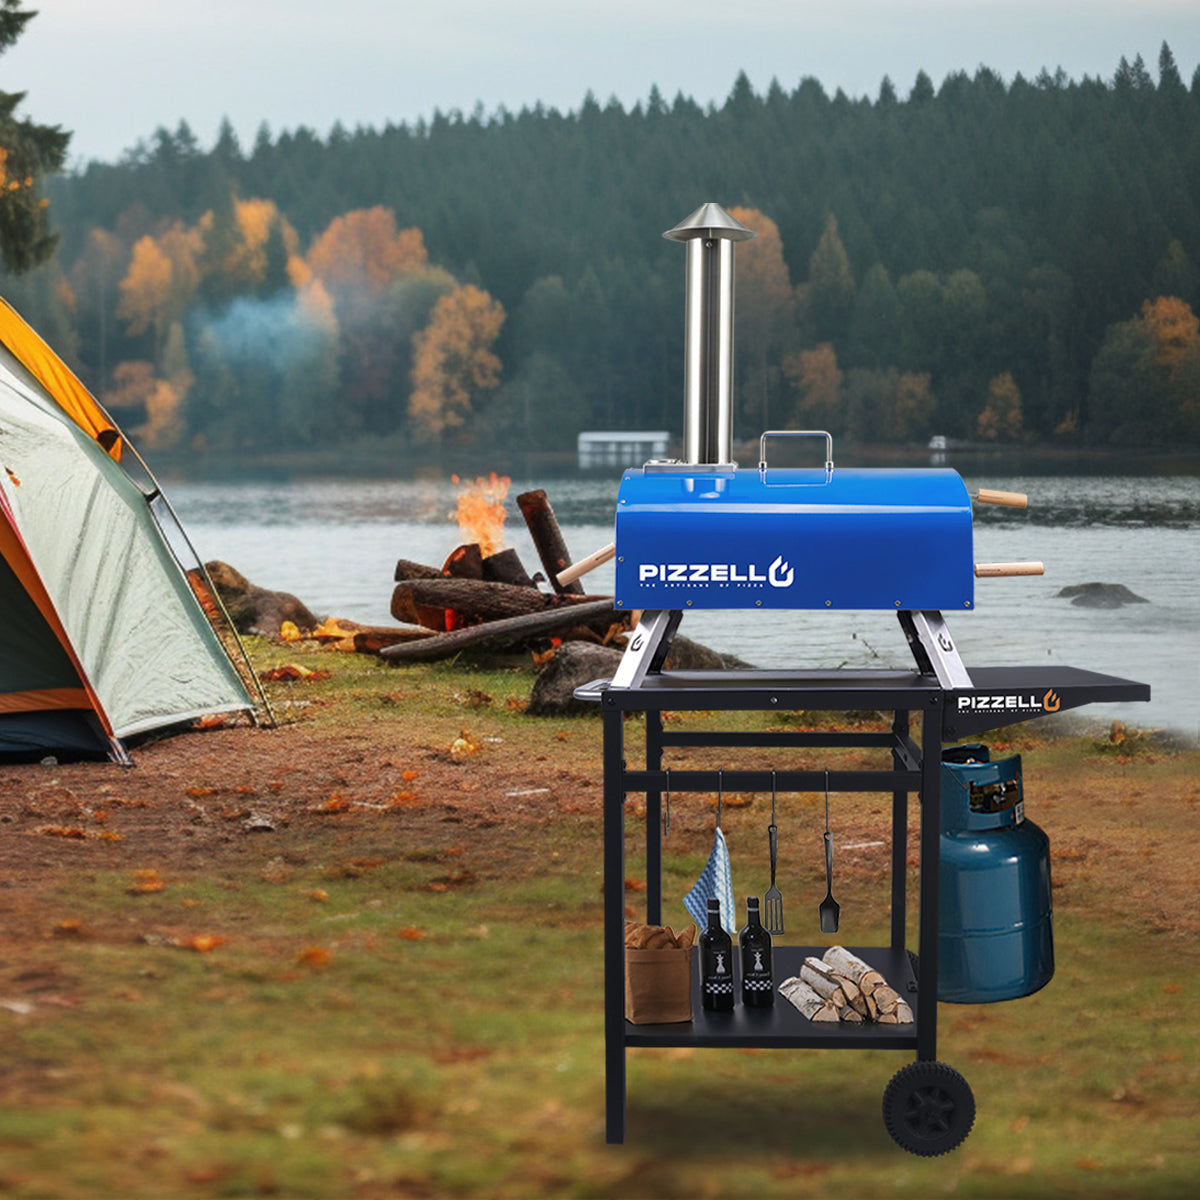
[383,482,630,663]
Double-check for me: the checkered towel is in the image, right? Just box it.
[683,826,736,934]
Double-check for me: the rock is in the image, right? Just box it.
[528,643,621,716]
[1056,582,1149,608]
[662,635,750,671]
[205,561,320,636]
[526,637,751,716]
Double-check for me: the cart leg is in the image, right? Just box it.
[916,698,942,1061]
[645,709,663,926]
[890,709,909,952]
[603,705,627,1143]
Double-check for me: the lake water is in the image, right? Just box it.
[164,468,1200,740]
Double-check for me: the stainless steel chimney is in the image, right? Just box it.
[663,203,756,467]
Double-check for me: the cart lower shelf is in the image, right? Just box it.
[627,945,919,1050]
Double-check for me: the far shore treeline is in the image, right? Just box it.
[6,46,1200,460]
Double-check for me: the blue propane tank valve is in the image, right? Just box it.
[937,747,1054,1003]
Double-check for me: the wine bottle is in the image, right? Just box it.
[699,897,734,1012]
[739,896,774,1007]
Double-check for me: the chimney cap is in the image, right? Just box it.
[663,202,757,243]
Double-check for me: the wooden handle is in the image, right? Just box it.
[975,561,1044,577]
[556,541,616,587]
[973,488,1028,508]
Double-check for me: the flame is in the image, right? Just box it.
[452,471,510,558]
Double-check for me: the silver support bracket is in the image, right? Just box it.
[610,610,682,690]
[898,610,974,690]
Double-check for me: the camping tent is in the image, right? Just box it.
[0,297,258,762]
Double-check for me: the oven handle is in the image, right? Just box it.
[758,429,834,474]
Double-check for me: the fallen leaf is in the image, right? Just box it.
[128,869,166,895]
[296,946,331,967]
[32,825,87,839]
[309,889,330,903]
[397,927,426,941]
[181,934,227,953]
[52,919,88,939]
[260,664,331,682]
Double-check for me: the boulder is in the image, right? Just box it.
[526,636,750,716]
[204,560,320,636]
[528,643,621,716]
[1056,582,1149,609]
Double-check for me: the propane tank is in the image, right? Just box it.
[937,747,1054,1003]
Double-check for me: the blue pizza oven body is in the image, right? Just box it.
[613,465,975,612]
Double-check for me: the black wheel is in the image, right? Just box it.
[882,1061,975,1157]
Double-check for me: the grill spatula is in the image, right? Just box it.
[818,768,840,934]
[763,770,784,935]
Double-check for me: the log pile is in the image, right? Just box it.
[381,488,630,664]
[779,946,914,1024]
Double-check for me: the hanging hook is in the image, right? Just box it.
[771,767,777,825]
[663,767,671,838]
[716,768,724,828]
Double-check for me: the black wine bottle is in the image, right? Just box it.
[739,896,774,1007]
[699,898,734,1011]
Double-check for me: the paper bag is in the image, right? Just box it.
[625,946,693,1024]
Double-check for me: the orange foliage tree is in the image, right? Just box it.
[305,206,427,295]
[783,341,843,431]
[409,285,505,441]
[728,206,797,433]
[977,371,1024,441]
[116,217,208,353]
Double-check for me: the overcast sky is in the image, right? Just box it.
[6,0,1199,166]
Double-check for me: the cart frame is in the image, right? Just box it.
[584,662,1149,1148]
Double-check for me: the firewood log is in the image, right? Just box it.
[394,559,445,582]
[873,985,901,1013]
[394,578,595,624]
[379,599,617,664]
[838,1006,864,1023]
[799,962,847,1009]
[821,946,886,996]
[802,955,867,1015]
[443,544,484,579]
[516,489,584,596]
[482,548,536,587]
[778,978,839,1022]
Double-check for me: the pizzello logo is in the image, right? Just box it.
[638,554,794,589]
[957,689,1061,713]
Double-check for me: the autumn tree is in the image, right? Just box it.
[783,342,843,432]
[0,1,69,274]
[977,372,1024,441]
[1088,296,1200,444]
[304,207,442,431]
[305,206,427,295]
[409,284,505,442]
[728,205,796,434]
[116,217,208,355]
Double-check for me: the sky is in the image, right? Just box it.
[5,0,1199,166]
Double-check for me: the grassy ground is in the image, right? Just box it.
[0,641,1197,1199]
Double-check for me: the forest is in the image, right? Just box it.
[3,43,1200,462]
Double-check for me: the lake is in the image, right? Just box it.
[164,466,1200,740]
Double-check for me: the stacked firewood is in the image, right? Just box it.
[382,489,629,664]
[779,946,914,1024]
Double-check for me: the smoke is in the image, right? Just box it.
[193,290,332,376]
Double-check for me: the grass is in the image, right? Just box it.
[0,642,1197,1197]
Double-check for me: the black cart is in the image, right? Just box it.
[578,664,1148,1155]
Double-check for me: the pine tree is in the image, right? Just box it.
[0,0,70,273]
